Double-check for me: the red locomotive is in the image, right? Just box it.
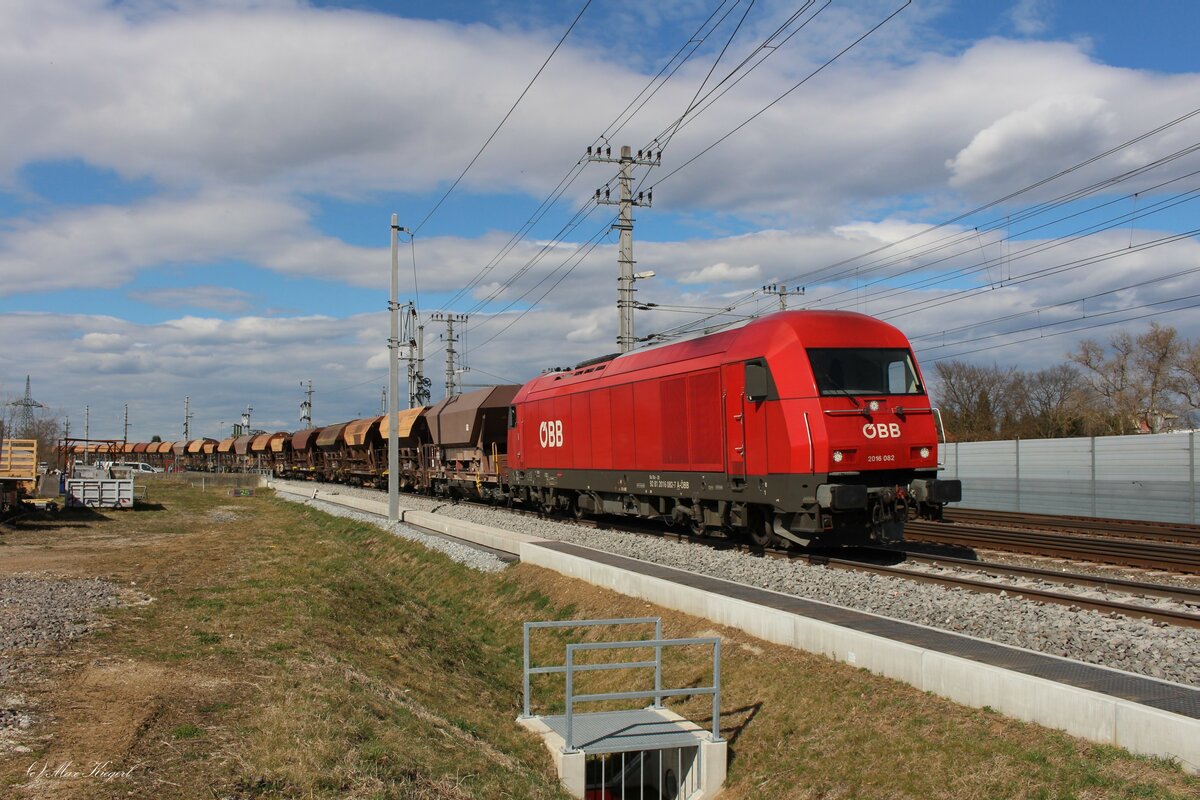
[507,310,959,546]
[113,310,959,546]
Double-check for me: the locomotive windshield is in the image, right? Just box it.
[807,348,923,396]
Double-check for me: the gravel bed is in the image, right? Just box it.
[0,575,138,687]
[288,496,509,573]
[273,481,1200,687]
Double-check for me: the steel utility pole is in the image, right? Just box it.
[300,380,314,428]
[587,145,660,353]
[388,215,412,523]
[431,312,467,398]
[123,404,130,444]
[398,301,430,408]
[84,405,90,465]
[762,283,804,311]
[11,375,45,437]
[183,396,193,440]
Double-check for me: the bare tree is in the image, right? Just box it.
[1071,323,1184,433]
[1016,364,1091,438]
[931,361,1017,441]
[1174,339,1200,421]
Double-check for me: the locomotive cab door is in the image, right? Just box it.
[722,363,747,485]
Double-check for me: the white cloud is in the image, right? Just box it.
[0,2,1196,223]
[679,262,762,285]
[128,284,256,314]
[1008,0,1053,37]
[947,95,1116,189]
[0,190,305,294]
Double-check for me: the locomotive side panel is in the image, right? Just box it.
[590,389,613,470]
[688,370,724,470]
[611,384,635,469]
[632,380,662,469]
[570,392,592,470]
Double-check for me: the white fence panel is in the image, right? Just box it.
[944,432,1197,524]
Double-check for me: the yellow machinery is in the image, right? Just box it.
[0,438,37,489]
[1,438,38,513]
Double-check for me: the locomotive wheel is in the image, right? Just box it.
[749,510,775,548]
[689,514,705,537]
[573,500,587,520]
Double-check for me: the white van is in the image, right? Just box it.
[111,461,163,474]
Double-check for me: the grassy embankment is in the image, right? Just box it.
[0,477,1195,799]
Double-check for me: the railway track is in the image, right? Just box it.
[906,520,1200,574]
[945,507,1200,544]
[648,530,1200,630]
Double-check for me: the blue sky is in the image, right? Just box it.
[2,0,1198,439]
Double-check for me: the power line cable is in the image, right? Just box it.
[822,179,1200,314]
[798,144,1200,306]
[642,107,1200,343]
[908,266,1200,345]
[647,1,911,193]
[505,0,896,352]
[921,296,1200,362]
[434,1,741,314]
[411,0,594,235]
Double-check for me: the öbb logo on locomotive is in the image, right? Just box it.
[538,420,564,448]
[862,422,903,439]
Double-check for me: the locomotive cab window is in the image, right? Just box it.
[508,406,517,429]
[807,348,923,396]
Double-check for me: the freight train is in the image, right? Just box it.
[75,311,961,546]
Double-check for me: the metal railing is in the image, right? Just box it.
[521,618,722,753]
[523,618,662,719]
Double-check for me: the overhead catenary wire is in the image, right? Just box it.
[825,181,1200,317]
[907,265,1200,345]
[646,1,911,194]
[434,0,746,315]
[648,0,826,155]
[797,146,1200,309]
[469,219,617,350]
[457,0,904,356]
[410,0,594,236]
[641,106,1200,344]
[920,295,1200,362]
[437,0,835,330]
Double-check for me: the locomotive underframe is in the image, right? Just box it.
[509,466,950,546]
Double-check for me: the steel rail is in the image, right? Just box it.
[945,508,1200,544]
[795,552,1200,629]
[891,550,1200,604]
[906,521,1200,574]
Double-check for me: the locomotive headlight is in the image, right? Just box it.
[868,400,880,412]
[832,450,844,463]
[919,447,931,459]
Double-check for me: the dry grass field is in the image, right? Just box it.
[0,478,1195,799]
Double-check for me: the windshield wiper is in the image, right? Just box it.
[817,369,860,405]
